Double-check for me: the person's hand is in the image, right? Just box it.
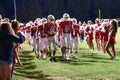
[18,62,23,67]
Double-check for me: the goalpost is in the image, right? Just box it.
[98,9,101,19]
[14,0,17,20]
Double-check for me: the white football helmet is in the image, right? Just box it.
[29,21,34,26]
[63,13,70,19]
[79,21,82,26]
[41,18,47,23]
[26,22,30,27]
[47,15,55,22]
[34,18,41,25]
[87,20,92,25]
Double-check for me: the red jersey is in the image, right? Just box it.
[31,26,37,33]
[95,30,100,39]
[71,24,80,37]
[103,26,109,42]
[107,24,111,29]
[103,32,108,42]
[59,21,73,34]
[86,26,94,34]
[38,25,47,38]
[25,26,31,33]
[85,26,94,40]
[44,22,57,37]
[21,26,26,33]
[96,21,101,26]
[31,26,37,36]
[99,31,104,41]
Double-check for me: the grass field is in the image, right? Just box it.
[13,28,120,80]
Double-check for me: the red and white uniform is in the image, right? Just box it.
[94,22,101,39]
[25,26,31,40]
[38,25,48,50]
[71,24,80,53]
[30,26,38,45]
[96,20,101,27]
[99,30,104,41]
[19,25,25,33]
[71,24,80,38]
[95,29,100,39]
[85,25,94,41]
[44,22,57,51]
[31,26,37,37]
[103,25,110,42]
[59,20,73,47]
[44,23,57,37]
[60,21,72,34]
[38,25,47,38]
[103,31,108,42]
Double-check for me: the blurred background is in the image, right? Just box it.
[0,0,120,22]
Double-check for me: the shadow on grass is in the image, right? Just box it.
[81,54,111,60]
[14,50,50,79]
[20,50,33,55]
[81,53,112,63]
[15,70,49,79]
[55,53,111,65]
[78,47,89,50]
[116,51,120,56]
[55,56,92,65]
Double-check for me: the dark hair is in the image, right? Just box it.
[0,22,15,49]
[11,20,19,33]
[112,20,118,33]
[0,22,14,36]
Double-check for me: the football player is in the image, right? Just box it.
[44,15,57,62]
[59,13,73,60]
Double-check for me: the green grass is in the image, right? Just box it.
[13,28,120,80]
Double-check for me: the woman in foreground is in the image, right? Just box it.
[0,22,24,80]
